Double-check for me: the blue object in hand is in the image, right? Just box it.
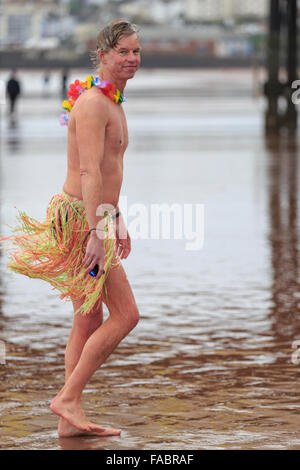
[89,264,99,277]
[89,264,105,277]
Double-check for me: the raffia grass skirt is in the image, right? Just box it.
[0,191,121,316]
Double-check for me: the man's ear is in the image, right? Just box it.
[98,49,106,64]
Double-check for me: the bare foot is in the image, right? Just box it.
[58,417,121,438]
[50,394,121,435]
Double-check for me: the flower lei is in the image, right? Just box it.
[59,75,126,126]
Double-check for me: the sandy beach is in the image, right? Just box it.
[1,68,300,450]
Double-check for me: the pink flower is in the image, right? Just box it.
[59,113,68,126]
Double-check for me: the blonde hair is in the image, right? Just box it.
[90,19,140,73]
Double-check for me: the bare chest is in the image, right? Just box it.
[105,105,128,154]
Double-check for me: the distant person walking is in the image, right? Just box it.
[6,70,21,117]
[43,69,51,97]
[61,68,69,99]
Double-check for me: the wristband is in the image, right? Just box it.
[90,227,105,233]
[81,227,105,253]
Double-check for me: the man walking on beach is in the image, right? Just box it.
[51,19,141,437]
[1,19,141,438]
[6,69,21,119]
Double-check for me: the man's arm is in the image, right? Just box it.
[76,96,109,231]
[76,96,109,278]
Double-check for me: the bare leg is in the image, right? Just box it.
[51,262,139,433]
[58,296,106,437]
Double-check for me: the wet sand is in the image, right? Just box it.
[1,69,300,450]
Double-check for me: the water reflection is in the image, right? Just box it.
[266,133,300,337]
[6,116,21,154]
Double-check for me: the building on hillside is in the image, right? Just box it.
[0,0,72,48]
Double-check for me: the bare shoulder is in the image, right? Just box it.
[73,88,109,127]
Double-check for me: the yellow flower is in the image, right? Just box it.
[114,89,121,102]
[62,100,72,111]
[86,75,93,89]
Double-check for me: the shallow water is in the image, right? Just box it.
[0,69,300,450]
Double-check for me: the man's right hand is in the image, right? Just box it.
[83,233,105,280]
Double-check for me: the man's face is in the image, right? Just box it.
[101,33,141,80]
